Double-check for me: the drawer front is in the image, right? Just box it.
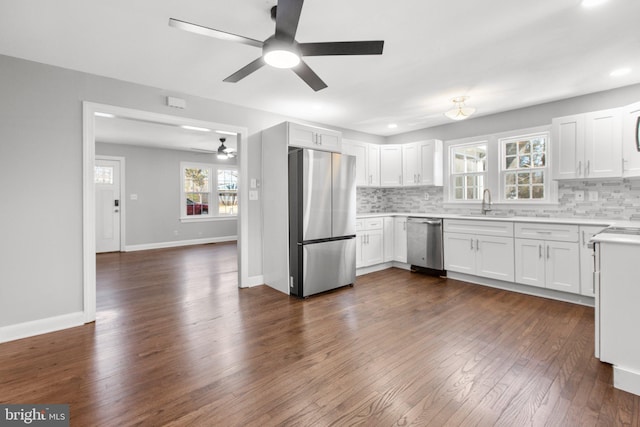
[355,219,364,232]
[364,217,384,230]
[443,219,514,237]
[514,223,579,242]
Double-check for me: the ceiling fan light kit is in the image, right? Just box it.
[169,0,384,91]
[444,96,476,121]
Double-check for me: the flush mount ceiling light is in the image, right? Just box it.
[444,96,476,121]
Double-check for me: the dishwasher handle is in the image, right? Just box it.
[407,218,442,226]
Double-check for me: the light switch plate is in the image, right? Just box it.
[588,190,598,201]
[249,190,259,201]
[575,191,585,202]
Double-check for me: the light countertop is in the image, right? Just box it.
[356,212,619,226]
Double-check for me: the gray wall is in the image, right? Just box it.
[0,53,382,328]
[96,142,237,246]
[387,84,640,144]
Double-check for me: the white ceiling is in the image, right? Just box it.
[1,0,639,137]
[94,116,237,153]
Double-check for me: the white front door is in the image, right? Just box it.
[95,158,121,253]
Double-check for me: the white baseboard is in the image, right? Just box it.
[614,365,640,396]
[243,275,265,287]
[124,236,237,252]
[0,311,85,344]
[447,272,595,307]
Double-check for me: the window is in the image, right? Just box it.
[217,169,238,215]
[501,133,549,201]
[181,162,237,220]
[450,142,487,201]
[94,166,114,184]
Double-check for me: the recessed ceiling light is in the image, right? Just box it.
[581,0,609,8]
[180,125,211,132]
[387,123,398,129]
[215,130,237,136]
[94,112,115,118]
[610,67,631,77]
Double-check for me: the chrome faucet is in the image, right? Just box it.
[481,188,492,215]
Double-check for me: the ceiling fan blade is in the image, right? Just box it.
[274,0,304,42]
[169,18,264,49]
[299,41,385,56]
[292,60,327,92]
[223,57,266,83]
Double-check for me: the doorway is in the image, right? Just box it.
[82,102,250,323]
[95,157,124,253]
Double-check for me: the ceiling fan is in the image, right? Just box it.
[217,138,236,160]
[168,0,384,91]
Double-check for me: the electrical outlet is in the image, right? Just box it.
[589,190,598,202]
[575,191,585,202]
[424,192,430,201]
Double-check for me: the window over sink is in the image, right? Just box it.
[444,126,556,206]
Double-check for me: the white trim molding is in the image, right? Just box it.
[0,312,85,344]
[124,236,237,252]
[613,365,640,396]
[83,102,251,328]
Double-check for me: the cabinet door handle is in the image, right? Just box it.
[582,230,586,246]
[577,161,582,176]
[539,244,542,258]
[586,160,590,176]
[476,239,480,251]
[470,238,474,250]
[546,245,550,259]
[318,134,323,145]
[414,174,417,183]
[417,173,421,183]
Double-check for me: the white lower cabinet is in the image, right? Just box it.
[444,219,515,282]
[514,223,580,294]
[579,225,607,296]
[393,217,407,263]
[383,217,394,262]
[444,232,515,281]
[356,218,384,268]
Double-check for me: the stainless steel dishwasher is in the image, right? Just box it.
[407,217,444,271]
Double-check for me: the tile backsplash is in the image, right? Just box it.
[357,179,640,221]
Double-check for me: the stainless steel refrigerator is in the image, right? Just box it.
[288,148,357,297]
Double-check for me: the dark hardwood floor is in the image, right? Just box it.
[1,242,639,426]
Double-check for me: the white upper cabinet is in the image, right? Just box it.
[552,108,622,180]
[622,101,640,177]
[380,145,403,187]
[401,140,444,187]
[342,140,368,186]
[288,122,341,152]
[402,143,420,186]
[419,140,443,186]
[584,109,622,178]
[367,144,380,187]
[342,140,381,187]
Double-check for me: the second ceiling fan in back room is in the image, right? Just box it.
[169,0,384,91]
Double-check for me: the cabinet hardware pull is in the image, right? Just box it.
[418,173,421,183]
[578,161,582,176]
[319,134,322,145]
[546,245,550,259]
[470,238,474,250]
[414,174,417,183]
[476,239,480,251]
[582,230,586,246]
[586,160,590,176]
[539,244,542,258]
